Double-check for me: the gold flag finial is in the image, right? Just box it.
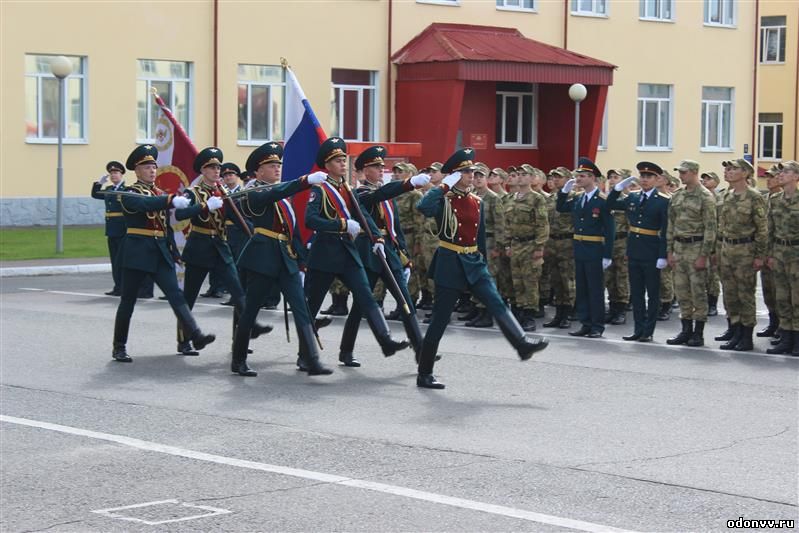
[150,86,159,97]
[280,57,289,69]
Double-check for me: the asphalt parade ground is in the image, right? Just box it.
[1,273,797,532]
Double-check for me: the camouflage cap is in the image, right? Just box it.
[674,159,700,172]
[490,167,508,180]
[548,166,572,179]
[428,162,443,172]
[392,161,408,172]
[607,168,632,179]
[764,164,781,177]
[405,163,419,176]
[519,163,535,174]
[722,158,755,175]
[700,171,719,182]
[777,160,799,173]
[474,162,490,176]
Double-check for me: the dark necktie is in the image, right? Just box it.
[640,193,648,208]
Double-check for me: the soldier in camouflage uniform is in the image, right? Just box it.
[530,167,552,318]
[713,158,768,351]
[765,161,799,355]
[665,160,717,347]
[506,164,550,331]
[604,169,631,325]
[543,167,575,329]
[656,173,677,320]
[701,171,724,316]
[416,162,443,311]
[388,162,424,319]
[488,167,513,302]
[501,167,521,309]
[757,165,783,339]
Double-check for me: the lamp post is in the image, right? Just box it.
[50,56,73,254]
[568,83,587,168]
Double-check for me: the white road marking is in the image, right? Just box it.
[2,414,635,533]
[18,288,45,291]
[91,499,232,525]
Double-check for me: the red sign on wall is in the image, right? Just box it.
[469,133,488,150]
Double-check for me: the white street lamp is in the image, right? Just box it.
[50,55,73,254]
[568,83,588,169]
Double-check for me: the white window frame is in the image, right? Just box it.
[758,118,783,161]
[598,104,609,151]
[760,19,786,64]
[332,73,379,142]
[701,87,734,152]
[571,0,608,18]
[495,87,538,149]
[25,54,88,144]
[237,66,286,146]
[704,0,736,28]
[416,0,460,5]
[637,84,673,151]
[639,0,674,21]
[136,60,193,143]
[496,0,537,13]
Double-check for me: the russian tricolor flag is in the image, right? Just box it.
[282,66,328,244]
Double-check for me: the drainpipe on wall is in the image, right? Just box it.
[563,0,569,49]
[794,5,799,159]
[751,0,759,166]
[213,0,219,146]
[387,0,393,142]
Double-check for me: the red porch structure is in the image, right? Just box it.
[392,23,616,171]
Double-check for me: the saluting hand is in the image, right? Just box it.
[98,174,109,185]
[562,179,576,194]
[614,176,636,192]
[442,172,461,188]
[410,173,431,187]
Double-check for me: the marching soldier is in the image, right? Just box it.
[175,148,272,355]
[304,137,408,361]
[220,162,252,306]
[91,161,128,296]
[416,148,549,389]
[556,158,615,338]
[701,171,723,316]
[111,145,215,362]
[417,162,443,311]
[506,164,549,331]
[664,160,717,347]
[604,169,632,325]
[543,167,575,329]
[714,159,768,351]
[338,146,430,366]
[757,165,783,339]
[230,142,332,376]
[606,163,669,342]
[765,161,799,355]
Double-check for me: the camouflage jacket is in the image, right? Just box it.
[718,186,768,257]
[667,184,717,257]
[767,190,799,256]
[476,188,505,252]
[506,189,549,251]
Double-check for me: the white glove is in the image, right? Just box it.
[207,196,224,211]
[410,173,430,187]
[614,176,636,192]
[562,179,576,194]
[307,171,327,185]
[403,267,411,285]
[372,242,385,257]
[346,219,361,239]
[98,174,109,185]
[656,258,668,269]
[172,195,191,209]
[602,258,612,270]
[442,171,462,188]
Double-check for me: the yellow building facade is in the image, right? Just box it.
[1,0,795,225]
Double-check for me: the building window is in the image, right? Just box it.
[497,0,536,11]
[25,54,87,142]
[571,0,607,16]
[758,113,783,160]
[598,104,608,150]
[137,60,191,141]
[637,84,672,150]
[237,65,285,143]
[416,0,459,5]
[760,16,787,63]
[704,0,735,26]
[640,0,673,20]
[701,87,733,150]
[495,82,538,147]
[331,69,377,142]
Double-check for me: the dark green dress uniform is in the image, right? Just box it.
[229,142,332,376]
[606,162,670,341]
[556,158,615,337]
[91,161,127,295]
[338,146,424,367]
[175,148,271,354]
[415,148,548,390]
[304,137,408,359]
[220,163,252,263]
[112,145,215,362]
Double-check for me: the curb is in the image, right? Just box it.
[0,263,111,277]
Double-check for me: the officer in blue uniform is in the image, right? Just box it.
[606,162,670,342]
[304,137,409,361]
[174,147,272,356]
[338,146,431,367]
[111,145,215,362]
[415,148,549,389]
[230,142,333,376]
[556,158,615,338]
[91,161,128,296]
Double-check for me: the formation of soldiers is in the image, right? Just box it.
[91,142,799,390]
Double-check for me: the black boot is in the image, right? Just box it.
[520,309,537,332]
[455,293,472,314]
[338,309,362,367]
[657,301,671,321]
[231,326,257,376]
[756,313,779,338]
[385,307,403,321]
[468,309,494,328]
[604,303,614,324]
[733,325,754,351]
[314,316,332,329]
[719,323,742,350]
[458,305,480,322]
[686,321,705,347]
[533,301,546,319]
[364,306,409,357]
[417,339,444,389]
[667,319,693,345]
[299,324,333,376]
[399,310,424,362]
[771,329,784,345]
[112,342,132,362]
[610,302,627,325]
[322,293,348,316]
[792,333,799,357]
[766,330,793,355]
[558,306,572,329]
[495,309,549,360]
[250,321,273,339]
[543,306,564,328]
[715,319,735,341]
[177,341,199,356]
[707,295,718,317]
[418,290,434,310]
[174,303,216,351]
[417,373,446,389]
